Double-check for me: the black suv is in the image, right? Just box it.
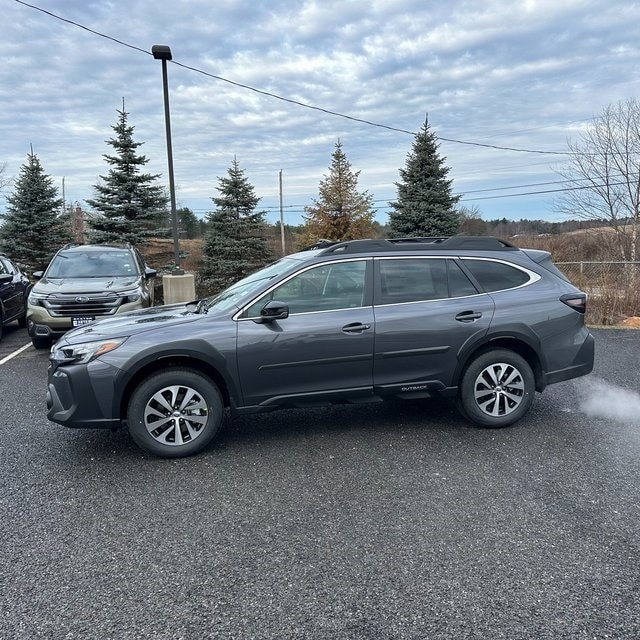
[47,237,594,457]
[0,254,30,342]
[27,243,157,349]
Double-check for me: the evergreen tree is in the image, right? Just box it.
[388,117,461,237]
[177,207,204,239]
[201,159,275,294]
[0,151,70,271]
[86,105,169,246]
[302,140,376,244]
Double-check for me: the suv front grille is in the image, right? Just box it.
[43,293,123,317]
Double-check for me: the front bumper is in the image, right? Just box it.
[47,359,123,429]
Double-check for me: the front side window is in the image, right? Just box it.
[462,259,532,292]
[244,260,367,316]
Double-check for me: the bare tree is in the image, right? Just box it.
[0,162,11,195]
[557,99,640,260]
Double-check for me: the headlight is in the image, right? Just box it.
[51,337,127,364]
[28,290,47,305]
[120,289,141,303]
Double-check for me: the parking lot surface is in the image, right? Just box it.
[1,325,639,639]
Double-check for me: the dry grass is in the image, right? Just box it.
[139,238,204,273]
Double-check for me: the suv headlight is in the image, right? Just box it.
[120,288,142,303]
[51,338,127,365]
[28,290,47,306]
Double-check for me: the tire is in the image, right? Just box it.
[127,368,224,458]
[458,349,535,428]
[32,336,52,350]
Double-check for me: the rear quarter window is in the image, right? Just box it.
[462,259,532,292]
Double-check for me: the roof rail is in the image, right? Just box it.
[317,236,517,255]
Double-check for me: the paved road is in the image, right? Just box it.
[0,325,638,639]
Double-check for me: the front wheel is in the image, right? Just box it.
[31,336,52,350]
[127,368,224,457]
[458,349,534,428]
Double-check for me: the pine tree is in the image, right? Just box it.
[302,140,376,244]
[389,117,461,237]
[86,105,169,246]
[0,151,70,271]
[201,159,275,294]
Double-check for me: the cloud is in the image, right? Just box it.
[1,0,639,223]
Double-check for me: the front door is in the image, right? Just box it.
[236,259,374,407]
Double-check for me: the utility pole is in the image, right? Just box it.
[279,169,286,256]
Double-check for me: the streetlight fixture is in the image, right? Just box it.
[152,44,182,273]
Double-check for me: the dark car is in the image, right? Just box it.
[27,243,157,349]
[47,236,595,458]
[0,254,30,342]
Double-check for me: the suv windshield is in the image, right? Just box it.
[46,251,138,278]
[203,257,301,312]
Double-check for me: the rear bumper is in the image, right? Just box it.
[542,329,595,388]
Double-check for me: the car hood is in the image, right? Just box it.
[34,276,141,294]
[59,302,202,344]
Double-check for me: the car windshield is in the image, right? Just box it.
[203,258,301,312]
[46,251,138,278]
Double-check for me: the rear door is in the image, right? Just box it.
[372,257,495,393]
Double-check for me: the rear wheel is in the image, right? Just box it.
[458,349,534,428]
[127,368,224,458]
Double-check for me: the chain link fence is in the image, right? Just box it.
[557,262,640,325]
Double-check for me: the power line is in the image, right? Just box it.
[16,0,577,157]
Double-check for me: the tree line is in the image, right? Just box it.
[2,98,640,294]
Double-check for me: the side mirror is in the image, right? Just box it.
[33,271,44,279]
[145,267,157,279]
[254,300,289,323]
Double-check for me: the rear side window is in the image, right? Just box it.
[462,259,531,292]
[378,258,449,304]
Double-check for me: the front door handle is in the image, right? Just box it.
[455,311,482,322]
[342,322,371,334]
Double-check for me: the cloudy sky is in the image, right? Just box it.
[1,0,639,226]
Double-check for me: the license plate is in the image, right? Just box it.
[72,316,95,327]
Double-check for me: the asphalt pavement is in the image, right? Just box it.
[0,325,638,639]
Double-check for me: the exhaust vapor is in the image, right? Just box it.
[574,377,640,424]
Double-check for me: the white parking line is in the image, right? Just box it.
[0,342,34,365]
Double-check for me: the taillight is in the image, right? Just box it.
[560,293,587,314]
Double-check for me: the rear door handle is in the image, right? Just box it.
[342,322,371,334]
[455,311,482,322]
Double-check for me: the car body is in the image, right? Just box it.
[47,236,595,457]
[0,254,30,342]
[28,243,157,349]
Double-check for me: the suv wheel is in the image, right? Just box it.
[458,349,534,428]
[127,368,224,457]
[32,336,52,350]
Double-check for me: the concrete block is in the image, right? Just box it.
[162,272,196,304]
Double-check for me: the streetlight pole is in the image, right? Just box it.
[152,44,182,273]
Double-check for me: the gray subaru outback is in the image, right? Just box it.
[47,236,594,457]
